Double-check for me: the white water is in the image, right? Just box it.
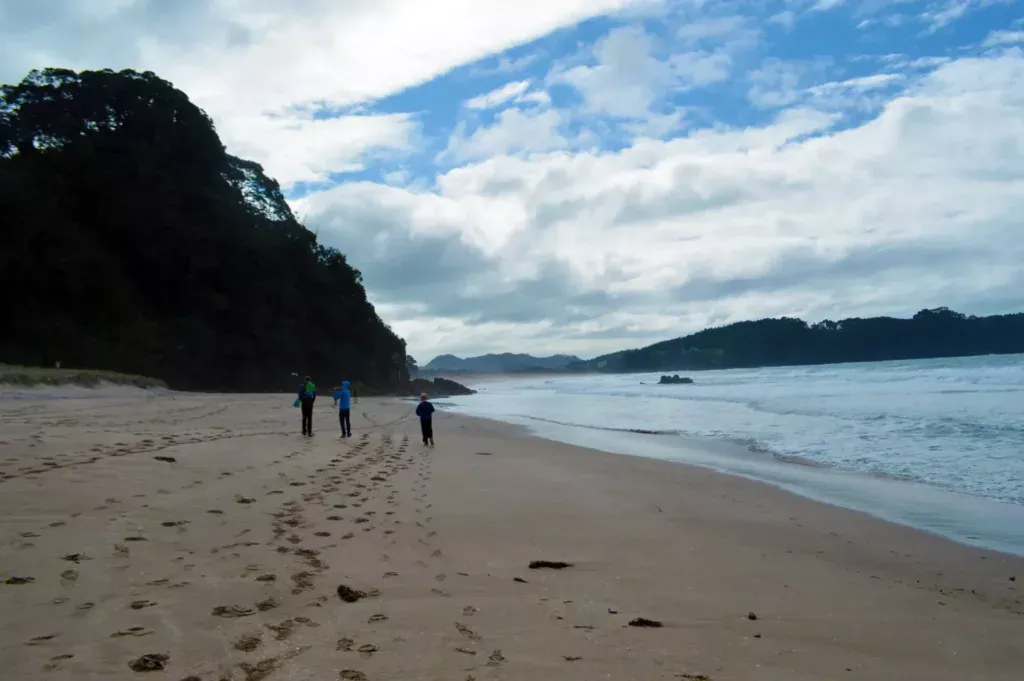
[443,355,1024,555]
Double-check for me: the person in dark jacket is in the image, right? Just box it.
[415,393,435,446]
[298,376,316,436]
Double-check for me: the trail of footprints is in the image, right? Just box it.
[4,426,612,680]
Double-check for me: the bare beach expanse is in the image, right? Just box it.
[1,392,1021,680]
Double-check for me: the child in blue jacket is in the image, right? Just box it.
[333,381,352,438]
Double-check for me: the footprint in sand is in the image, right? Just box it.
[110,626,153,638]
[256,597,280,612]
[234,633,262,652]
[339,671,367,681]
[212,605,255,618]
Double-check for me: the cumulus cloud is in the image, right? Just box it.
[304,52,1024,360]
[551,25,676,118]
[220,111,418,187]
[441,107,568,164]
[0,0,647,187]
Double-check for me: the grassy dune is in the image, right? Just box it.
[0,365,167,389]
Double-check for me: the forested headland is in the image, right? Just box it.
[1,68,407,392]
[580,308,1024,373]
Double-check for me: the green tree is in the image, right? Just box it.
[0,67,406,391]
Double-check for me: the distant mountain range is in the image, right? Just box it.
[421,353,582,374]
[583,307,1024,373]
[423,308,1024,377]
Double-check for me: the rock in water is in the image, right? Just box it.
[658,374,694,385]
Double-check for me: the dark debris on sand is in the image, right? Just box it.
[628,617,663,628]
[128,653,170,672]
[4,576,35,585]
[529,561,573,570]
[337,585,368,603]
[154,456,176,463]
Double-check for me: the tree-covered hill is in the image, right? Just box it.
[0,68,406,391]
[583,308,1024,373]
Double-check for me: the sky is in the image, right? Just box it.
[3,0,1024,362]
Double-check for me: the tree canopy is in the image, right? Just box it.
[0,67,406,391]
[582,308,1024,373]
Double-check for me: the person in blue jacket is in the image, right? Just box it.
[333,381,352,438]
[298,376,316,436]
[415,393,435,446]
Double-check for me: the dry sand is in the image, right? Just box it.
[0,392,1021,680]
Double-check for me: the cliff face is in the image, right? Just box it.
[0,68,406,391]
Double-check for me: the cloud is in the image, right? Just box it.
[551,25,676,118]
[747,57,832,109]
[221,110,418,187]
[465,80,532,110]
[920,0,1004,33]
[441,107,568,164]
[0,0,648,188]
[984,30,1024,47]
[811,0,848,11]
[550,21,745,124]
[302,51,1024,359]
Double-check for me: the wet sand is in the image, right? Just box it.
[0,392,1021,680]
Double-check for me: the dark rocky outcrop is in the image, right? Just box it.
[658,375,694,385]
[402,377,476,397]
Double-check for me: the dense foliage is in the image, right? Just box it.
[582,308,1024,373]
[0,68,406,391]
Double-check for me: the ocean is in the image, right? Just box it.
[442,354,1024,556]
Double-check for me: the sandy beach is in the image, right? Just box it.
[1,392,1021,680]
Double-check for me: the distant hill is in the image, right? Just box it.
[422,353,582,374]
[0,67,407,391]
[583,308,1024,373]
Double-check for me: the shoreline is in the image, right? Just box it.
[440,395,1024,558]
[2,393,1021,679]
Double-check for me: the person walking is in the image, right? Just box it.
[415,393,435,446]
[298,376,316,436]
[333,381,352,438]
